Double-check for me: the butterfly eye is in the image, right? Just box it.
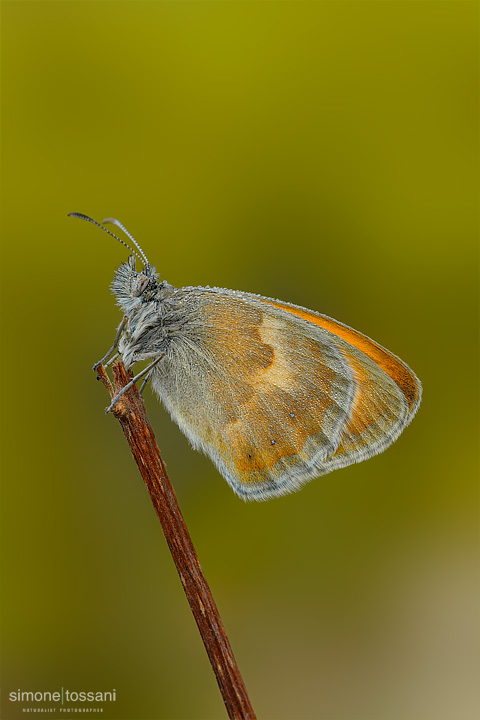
[133,275,150,297]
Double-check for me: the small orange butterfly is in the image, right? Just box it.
[71,213,422,501]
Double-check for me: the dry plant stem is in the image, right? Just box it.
[96,361,256,720]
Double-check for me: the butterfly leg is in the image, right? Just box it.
[93,317,127,372]
[103,352,120,369]
[105,354,165,414]
[139,371,153,397]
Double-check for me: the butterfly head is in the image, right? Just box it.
[111,255,161,313]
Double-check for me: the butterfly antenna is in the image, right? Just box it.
[102,217,150,268]
[68,212,145,265]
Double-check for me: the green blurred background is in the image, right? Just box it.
[1,2,478,719]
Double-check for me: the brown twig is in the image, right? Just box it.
[96,361,256,720]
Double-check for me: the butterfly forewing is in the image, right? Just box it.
[150,288,420,500]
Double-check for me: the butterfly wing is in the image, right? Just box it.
[258,295,422,417]
[151,288,421,500]
[257,294,422,476]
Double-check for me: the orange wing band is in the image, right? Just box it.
[260,299,421,414]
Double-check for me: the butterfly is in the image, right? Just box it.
[71,213,422,501]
